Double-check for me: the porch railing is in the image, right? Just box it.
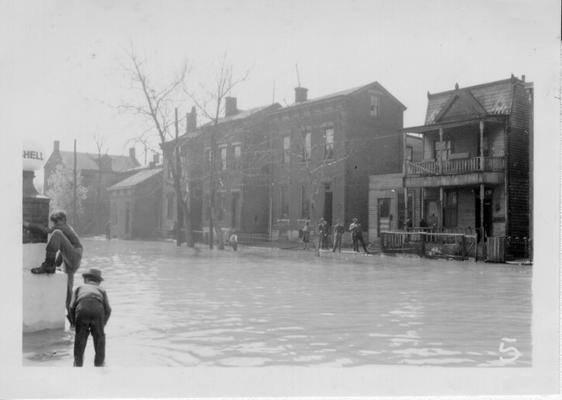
[406,156,505,176]
[380,230,478,260]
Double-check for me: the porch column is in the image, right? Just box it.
[404,187,408,230]
[479,120,485,170]
[402,131,407,177]
[439,186,444,231]
[479,184,485,241]
[438,126,444,174]
[421,188,425,220]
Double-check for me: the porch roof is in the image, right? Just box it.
[402,114,507,134]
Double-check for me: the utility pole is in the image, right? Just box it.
[73,139,77,228]
[174,107,183,246]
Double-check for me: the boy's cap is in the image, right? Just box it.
[82,268,103,281]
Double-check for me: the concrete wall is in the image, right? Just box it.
[23,244,66,332]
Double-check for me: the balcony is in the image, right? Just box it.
[405,156,506,187]
[406,156,505,176]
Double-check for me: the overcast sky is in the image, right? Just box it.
[3,0,559,163]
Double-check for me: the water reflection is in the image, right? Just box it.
[23,238,532,367]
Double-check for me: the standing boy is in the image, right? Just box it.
[332,219,345,252]
[68,268,111,367]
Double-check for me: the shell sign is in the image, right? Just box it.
[22,139,46,171]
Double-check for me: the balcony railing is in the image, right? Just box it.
[406,157,505,177]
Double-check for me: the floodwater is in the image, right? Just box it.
[23,238,532,367]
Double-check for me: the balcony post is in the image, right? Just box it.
[479,120,485,170]
[438,127,444,174]
[402,131,407,177]
[439,186,444,232]
[404,187,408,230]
[480,184,485,243]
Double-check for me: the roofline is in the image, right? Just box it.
[271,81,407,115]
[107,168,162,191]
[200,102,281,129]
[427,76,524,98]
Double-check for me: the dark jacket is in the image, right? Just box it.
[69,283,111,325]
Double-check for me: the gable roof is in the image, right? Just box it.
[425,77,520,125]
[57,151,140,172]
[201,103,281,128]
[274,81,407,113]
[107,168,162,191]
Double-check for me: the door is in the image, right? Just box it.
[475,189,493,241]
[378,198,392,235]
[425,200,439,229]
[323,190,333,226]
[231,192,240,229]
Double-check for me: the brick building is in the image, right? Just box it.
[161,102,281,241]
[268,82,406,241]
[401,76,533,256]
[43,141,140,234]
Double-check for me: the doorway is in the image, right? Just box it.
[475,188,493,241]
[378,198,392,235]
[231,192,240,229]
[323,186,333,226]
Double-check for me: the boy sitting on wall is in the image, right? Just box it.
[23,211,83,313]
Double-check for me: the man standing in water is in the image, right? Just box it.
[332,219,345,252]
[349,217,369,254]
[24,210,83,315]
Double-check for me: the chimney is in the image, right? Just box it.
[295,87,308,103]
[54,140,60,153]
[186,106,197,133]
[522,74,526,82]
[129,147,136,161]
[153,153,160,165]
[225,97,238,117]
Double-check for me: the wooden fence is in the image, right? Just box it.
[380,230,478,260]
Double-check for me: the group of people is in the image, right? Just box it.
[24,211,110,367]
[300,217,369,254]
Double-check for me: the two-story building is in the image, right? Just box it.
[43,140,140,234]
[268,82,406,240]
[401,75,532,256]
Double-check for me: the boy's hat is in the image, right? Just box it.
[82,268,103,281]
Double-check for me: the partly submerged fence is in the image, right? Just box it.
[380,230,478,260]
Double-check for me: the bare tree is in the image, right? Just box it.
[122,51,193,247]
[93,133,108,234]
[279,107,349,256]
[186,54,249,250]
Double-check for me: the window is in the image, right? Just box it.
[324,127,334,159]
[219,146,227,170]
[280,185,289,218]
[302,130,311,161]
[283,136,291,163]
[370,94,380,117]
[232,144,241,169]
[443,190,458,228]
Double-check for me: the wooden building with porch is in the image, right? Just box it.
[401,75,532,258]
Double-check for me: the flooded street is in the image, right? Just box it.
[23,238,531,367]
